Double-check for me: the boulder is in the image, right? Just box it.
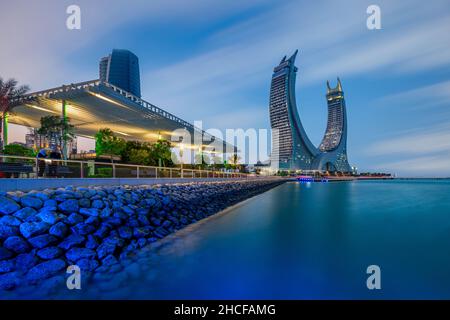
[3,236,30,254]
[0,260,15,273]
[37,247,63,260]
[77,258,99,272]
[0,215,22,227]
[0,248,13,261]
[101,254,118,266]
[58,234,85,250]
[13,207,37,220]
[79,208,99,217]
[0,272,21,290]
[0,225,18,239]
[49,222,68,238]
[19,221,50,238]
[91,200,104,209]
[20,196,43,209]
[66,248,96,262]
[28,234,58,249]
[66,213,84,225]
[0,196,21,215]
[58,199,79,213]
[118,226,133,239]
[96,242,117,259]
[37,211,60,225]
[15,252,39,271]
[26,259,66,282]
[71,223,96,236]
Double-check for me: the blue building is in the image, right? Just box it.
[99,49,141,97]
[269,50,351,172]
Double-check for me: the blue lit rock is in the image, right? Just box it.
[37,211,60,225]
[66,248,96,262]
[0,196,21,215]
[13,207,37,221]
[3,236,30,254]
[58,234,85,250]
[0,215,22,227]
[0,260,15,273]
[77,258,99,272]
[79,208,99,217]
[49,222,68,238]
[28,234,58,249]
[0,247,13,261]
[58,199,79,213]
[26,259,66,282]
[0,272,21,290]
[19,222,50,239]
[66,213,84,225]
[37,247,63,260]
[20,196,43,209]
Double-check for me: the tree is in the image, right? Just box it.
[37,115,75,152]
[0,77,30,149]
[121,140,151,164]
[149,139,173,167]
[95,128,126,162]
[2,143,35,157]
[128,148,150,165]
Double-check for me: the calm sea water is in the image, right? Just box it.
[7,179,450,299]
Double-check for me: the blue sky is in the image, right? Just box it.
[1,0,450,176]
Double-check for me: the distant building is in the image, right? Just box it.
[269,50,351,172]
[99,49,141,97]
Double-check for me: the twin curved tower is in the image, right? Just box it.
[269,50,351,172]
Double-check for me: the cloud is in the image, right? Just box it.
[375,155,450,176]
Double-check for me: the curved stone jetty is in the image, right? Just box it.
[0,179,284,291]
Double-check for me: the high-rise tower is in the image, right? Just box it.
[269,50,318,170]
[269,51,352,172]
[99,49,141,97]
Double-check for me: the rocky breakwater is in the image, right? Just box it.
[0,179,284,291]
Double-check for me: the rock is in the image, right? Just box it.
[151,217,162,226]
[0,225,18,239]
[100,207,112,218]
[91,200,104,209]
[96,242,117,259]
[137,215,150,226]
[93,224,110,238]
[66,213,84,225]
[0,272,21,290]
[19,221,50,238]
[0,247,13,261]
[71,223,96,236]
[20,196,43,209]
[43,199,57,208]
[49,222,68,238]
[66,248,96,262]
[37,211,60,225]
[85,216,99,226]
[26,259,66,282]
[0,215,22,227]
[58,234,85,250]
[15,252,39,271]
[122,206,135,215]
[77,258,99,272]
[0,260,15,273]
[153,227,169,239]
[101,254,118,266]
[137,238,147,248]
[79,208,99,217]
[0,196,21,215]
[78,198,91,208]
[58,199,79,213]
[85,235,99,249]
[133,226,151,238]
[37,247,63,260]
[3,236,30,254]
[13,207,37,220]
[28,234,58,249]
[118,226,133,239]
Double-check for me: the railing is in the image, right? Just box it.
[0,155,250,180]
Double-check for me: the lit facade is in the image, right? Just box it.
[269,51,351,172]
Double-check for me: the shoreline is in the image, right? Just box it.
[0,178,286,293]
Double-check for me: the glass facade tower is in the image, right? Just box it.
[99,49,141,98]
[269,51,351,172]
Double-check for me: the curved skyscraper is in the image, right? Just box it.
[269,51,351,172]
[269,50,318,170]
[99,49,141,97]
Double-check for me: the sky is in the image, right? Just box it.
[1,0,450,177]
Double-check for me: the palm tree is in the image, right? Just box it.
[37,115,75,153]
[0,77,30,150]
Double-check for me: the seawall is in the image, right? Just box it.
[0,178,285,292]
